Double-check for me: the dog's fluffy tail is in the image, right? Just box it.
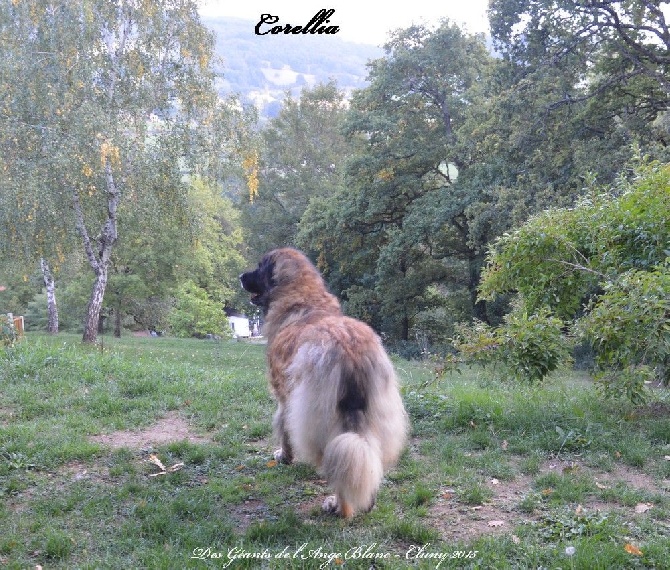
[321,432,384,518]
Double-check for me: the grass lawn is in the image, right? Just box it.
[1,333,669,569]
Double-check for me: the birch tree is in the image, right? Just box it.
[0,0,218,343]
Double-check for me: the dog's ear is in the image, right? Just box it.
[258,254,277,288]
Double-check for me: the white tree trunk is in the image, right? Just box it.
[40,258,59,334]
[83,268,108,343]
[73,157,119,344]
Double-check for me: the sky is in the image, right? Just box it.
[198,0,491,46]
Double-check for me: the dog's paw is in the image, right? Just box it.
[322,495,339,514]
[322,495,354,518]
[273,448,292,464]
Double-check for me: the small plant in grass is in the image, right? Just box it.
[534,472,596,504]
[519,492,543,514]
[538,509,617,543]
[0,314,19,348]
[2,450,36,471]
[389,519,440,544]
[555,425,592,455]
[520,452,543,476]
[43,531,75,561]
[460,480,493,506]
[404,483,434,508]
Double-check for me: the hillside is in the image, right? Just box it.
[202,17,383,118]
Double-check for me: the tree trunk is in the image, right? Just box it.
[73,157,120,345]
[401,313,410,342]
[40,258,59,334]
[114,304,122,338]
[82,268,108,343]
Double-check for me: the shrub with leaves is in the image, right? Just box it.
[453,306,570,382]
[167,281,230,339]
[1,314,17,347]
[498,307,571,382]
[474,162,670,399]
[452,319,501,370]
[575,264,670,402]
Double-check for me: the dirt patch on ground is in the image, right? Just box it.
[428,475,535,543]
[89,411,211,449]
[0,406,16,427]
[427,455,667,543]
[229,499,273,531]
[539,457,661,493]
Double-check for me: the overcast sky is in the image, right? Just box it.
[198,0,490,45]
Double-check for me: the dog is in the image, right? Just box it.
[240,248,409,518]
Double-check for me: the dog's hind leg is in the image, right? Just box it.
[272,405,293,464]
[322,495,354,519]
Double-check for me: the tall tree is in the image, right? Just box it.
[0,0,217,343]
[459,1,670,258]
[487,0,669,159]
[242,81,352,259]
[300,22,494,339]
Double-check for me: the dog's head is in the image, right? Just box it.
[240,248,324,313]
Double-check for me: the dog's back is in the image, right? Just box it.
[284,315,408,517]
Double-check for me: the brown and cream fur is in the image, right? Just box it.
[240,248,409,518]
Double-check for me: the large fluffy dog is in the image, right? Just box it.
[240,248,409,518]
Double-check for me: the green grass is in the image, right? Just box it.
[1,333,669,569]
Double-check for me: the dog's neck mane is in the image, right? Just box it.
[263,287,340,344]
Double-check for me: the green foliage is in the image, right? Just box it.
[576,265,670,401]
[299,22,493,341]
[243,81,352,259]
[167,281,230,339]
[1,314,17,347]
[479,207,599,320]
[498,308,571,382]
[476,163,670,399]
[180,179,247,311]
[453,306,570,382]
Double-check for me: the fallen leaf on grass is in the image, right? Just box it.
[634,503,653,513]
[624,543,643,556]
[266,460,278,468]
[488,520,505,527]
[575,504,584,515]
[146,454,184,477]
[595,481,610,490]
[148,453,166,472]
[149,463,185,477]
[511,535,520,544]
[541,488,554,496]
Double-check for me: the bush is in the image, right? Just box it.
[475,162,670,399]
[576,264,670,402]
[1,314,17,347]
[453,306,571,382]
[167,281,230,339]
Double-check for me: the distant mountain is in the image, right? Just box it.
[202,17,383,118]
